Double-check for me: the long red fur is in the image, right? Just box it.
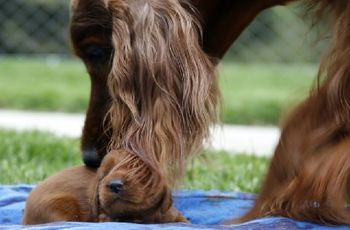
[231,0,350,225]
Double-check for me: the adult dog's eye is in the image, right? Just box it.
[85,46,109,63]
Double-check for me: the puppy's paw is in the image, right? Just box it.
[162,207,190,223]
[175,213,189,223]
[98,213,112,222]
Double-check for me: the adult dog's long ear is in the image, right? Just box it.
[103,0,138,118]
[104,0,220,185]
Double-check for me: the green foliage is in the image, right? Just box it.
[0,130,269,192]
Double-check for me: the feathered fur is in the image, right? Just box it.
[231,0,350,225]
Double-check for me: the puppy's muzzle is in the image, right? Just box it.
[109,180,124,193]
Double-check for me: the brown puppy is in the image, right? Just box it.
[23,150,187,225]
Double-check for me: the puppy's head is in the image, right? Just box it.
[93,150,187,223]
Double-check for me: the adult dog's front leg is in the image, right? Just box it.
[236,136,350,224]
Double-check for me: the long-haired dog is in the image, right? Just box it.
[72,0,292,172]
[70,0,220,186]
[71,0,350,226]
[23,150,187,225]
[226,0,350,225]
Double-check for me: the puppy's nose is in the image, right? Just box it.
[109,180,124,193]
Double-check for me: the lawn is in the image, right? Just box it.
[0,57,89,112]
[0,57,317,125]
[0,129,269,193]
[219,62,316,124]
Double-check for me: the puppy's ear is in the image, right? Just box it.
[91,152,118,220]
[157,188,188,223]
[159,187,173,213]
[89,172,101,220]
[97,152,118,179]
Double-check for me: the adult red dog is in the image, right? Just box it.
[74,0,290,169]
[72,0,350,225]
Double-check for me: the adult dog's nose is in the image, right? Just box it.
[109,180,124,193]
[82,148,102,168]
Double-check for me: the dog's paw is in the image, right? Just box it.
[176,214,189,223]
[98,213,112,222]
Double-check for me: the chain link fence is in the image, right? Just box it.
[0,0,328,62]
[0,0,70,55]
[226,4,329,63]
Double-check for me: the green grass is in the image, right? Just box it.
[0,57,89,112]
[219,62,316,125]
[184,151,269,193]
[0,130,81,184]
[0,57,317,125]
[0,129,269,193]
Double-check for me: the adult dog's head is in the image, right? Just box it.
[70,0,220,184]
[93,150,187,223]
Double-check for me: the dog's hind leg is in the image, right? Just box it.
[46,194,83,222]
[24,193,86,224]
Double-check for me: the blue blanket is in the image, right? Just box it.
[0,185,349,229]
